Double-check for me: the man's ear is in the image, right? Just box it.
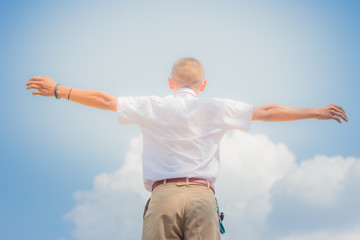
[199,80,207,92]
[168,77,175,90]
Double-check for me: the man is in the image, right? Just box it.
[25,57,348,240]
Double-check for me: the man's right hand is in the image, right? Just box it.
[25,76,57,97]
[26,76,118,112]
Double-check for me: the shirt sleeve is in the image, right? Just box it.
[117,96,150,125]
[222,99,253,132]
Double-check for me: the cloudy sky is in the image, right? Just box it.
[0,0,359,239]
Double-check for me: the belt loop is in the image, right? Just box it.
[164,179,167,184]
[186,177,189,186]
[206,180,210,189]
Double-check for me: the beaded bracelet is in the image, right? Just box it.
[54,84,61,99]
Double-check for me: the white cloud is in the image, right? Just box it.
[270,155,355,206]
[64,131,360,240]
[64,136,150,240]
[216,131,296,239]
[278,225,360,240]
[92,136,148,199]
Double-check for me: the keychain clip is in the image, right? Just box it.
[215,197,226,234]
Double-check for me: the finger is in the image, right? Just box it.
[337,114,347,122]
[334,105,346,116]
[26,83,41,89]
[32,91,42,95]
[334,109,348,122]
[334,104,345,113]
[29,77,44,82]
[26,86,37,90]
[331,116,341,124]
[28,83,41,87]
[25,81,37,86]
[334,105,348,121]
[339,112,348,122]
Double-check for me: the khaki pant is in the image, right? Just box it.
[142,182,221,240]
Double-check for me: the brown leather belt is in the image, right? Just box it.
[152,177,215,193]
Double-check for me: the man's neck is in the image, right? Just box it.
[173,87,200,96]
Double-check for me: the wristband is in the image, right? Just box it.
[67,88,72,100]
[54,84,61,99]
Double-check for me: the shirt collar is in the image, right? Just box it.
[174,88,198,97]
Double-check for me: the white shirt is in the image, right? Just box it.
[117,88,253,191]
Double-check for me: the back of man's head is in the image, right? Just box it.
[171,57,204,88]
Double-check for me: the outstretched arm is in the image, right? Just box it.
[25,76,117,111]
[252,104,348,123]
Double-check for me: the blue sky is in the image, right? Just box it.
[1,0,359,239]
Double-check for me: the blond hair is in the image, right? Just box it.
[171,57,204,88]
